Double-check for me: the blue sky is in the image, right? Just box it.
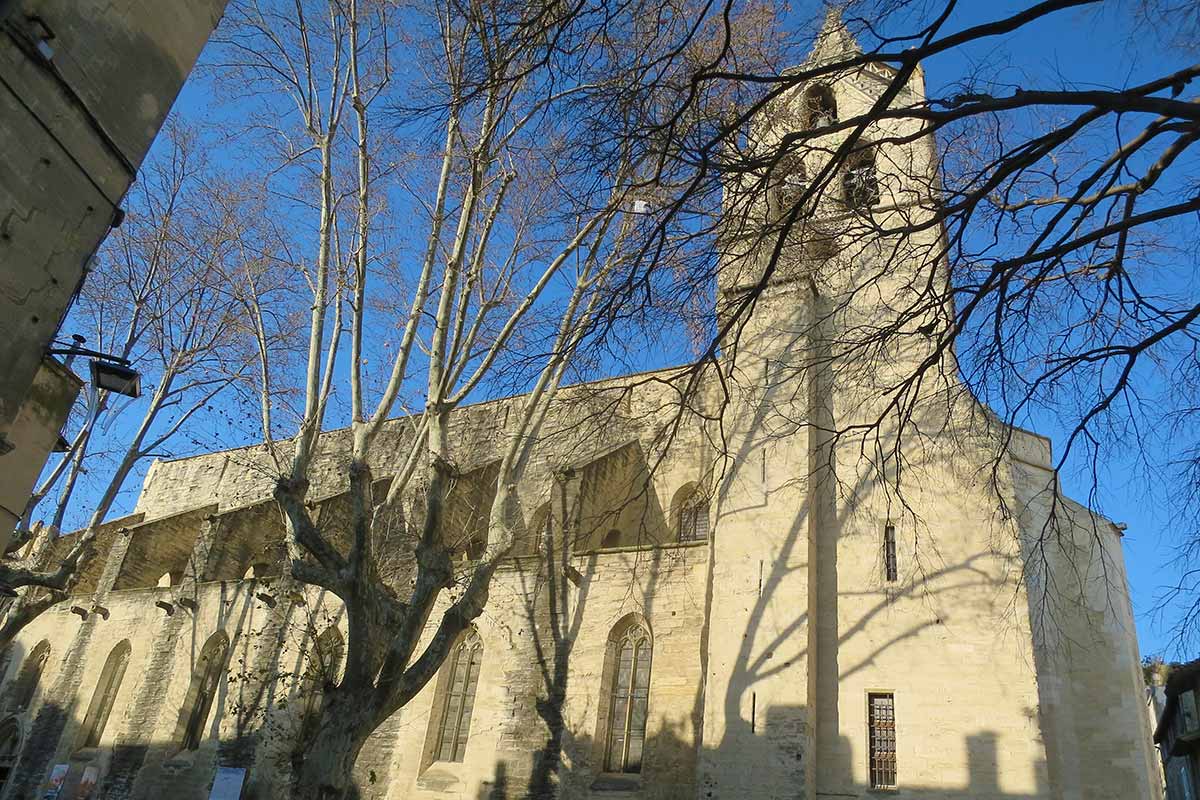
[895,0,1199,659]
[47,0,1198,660]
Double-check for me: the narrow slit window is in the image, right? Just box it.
[868,692,897,789]
[884,524,897,583]
[435,630,482,763]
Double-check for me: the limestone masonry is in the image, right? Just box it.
[0,13,1159,800]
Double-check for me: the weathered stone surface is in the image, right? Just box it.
[0,15,1159,800]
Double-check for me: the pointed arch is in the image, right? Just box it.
[601,615,652,773]
[7,640,49,711]
[670,483,710,543]
[175,631,229,750]
[297,626,344,745]
[803,83,838,128]
[77,640,131,749]
[429,628,483,764]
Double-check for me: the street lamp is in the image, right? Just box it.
[88,359,140,398]
[47,338,141,399]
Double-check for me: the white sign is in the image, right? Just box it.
[42,764,68,800]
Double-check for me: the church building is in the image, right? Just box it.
[0,13,1159,800]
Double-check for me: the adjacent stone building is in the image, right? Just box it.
[0,13,1160,800]
[0,0,229,544]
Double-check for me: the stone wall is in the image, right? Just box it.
[0,0,228,540]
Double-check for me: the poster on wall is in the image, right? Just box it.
[41,764,69,799]
[209,766,246,800]
[74,765,98,800]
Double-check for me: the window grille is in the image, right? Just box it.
[884,524,898,582]
[678,495,710,542]
[868,693,897,789]
[435,630,482,763]
[606,624,652,773]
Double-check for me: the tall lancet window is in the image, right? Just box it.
[177,632,229,750]
[767,154,809,223]
[298,627,344,746]
[7,640,49,711]
[605,620,652,773]
[77,640,131,748]
[435,629,482,763]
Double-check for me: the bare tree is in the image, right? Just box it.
[0,124,282,645]
[203,0,789,792]
[627,0,1200,646]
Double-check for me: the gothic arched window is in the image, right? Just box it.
[7,640,49,711]
[803,84,838,128]
[298,627,344,745]
[604,620,652,773]
[77,640,131,749]
[672,484,705,542]
[601,529,623,549]
[843,145,880,209]
[176,632,229,750]
[434,629,482,763]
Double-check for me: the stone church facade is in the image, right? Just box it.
[0,14,1160,800]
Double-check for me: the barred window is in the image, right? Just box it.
[435,630,482,763]
[605,623,652,773]
[77,640,131,749]
[883,524,898,582]
[868,693,897,789]
[678,494,710,543]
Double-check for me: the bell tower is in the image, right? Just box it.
[701,10,945,799]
